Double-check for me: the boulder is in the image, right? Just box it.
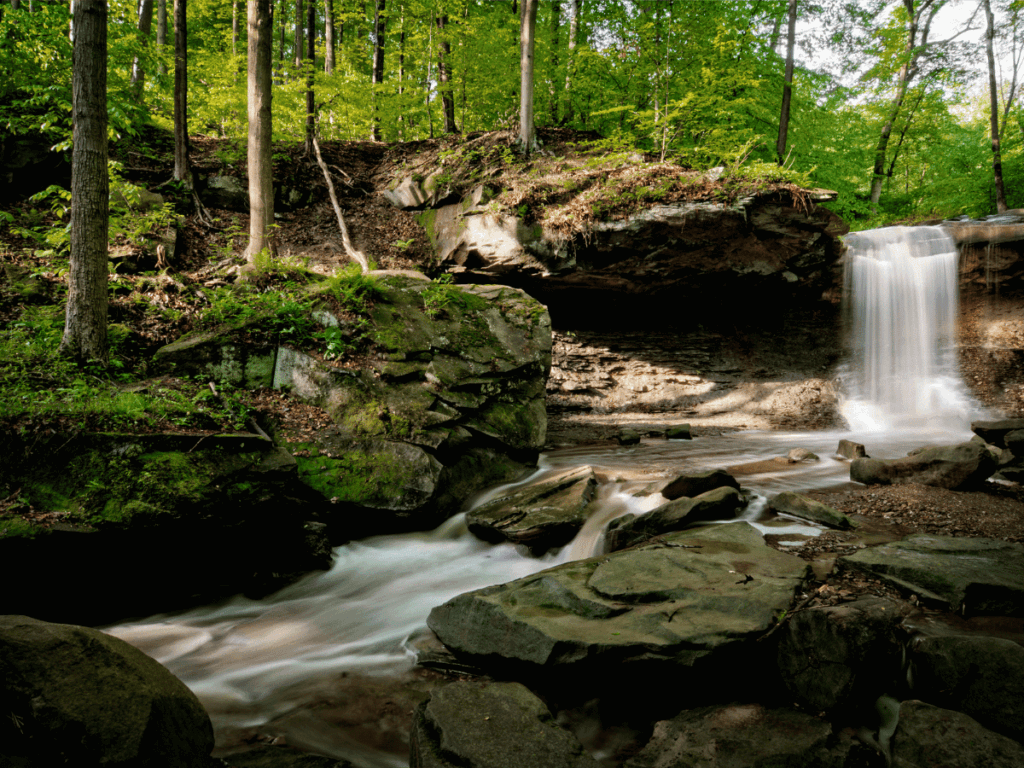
[202,174,250,211]
[840,534,1024,616]
[776,597,910,712]
[616,429,641,446]
[908,633,1024,742]
[850,441,997,490]
[383,169,453,210]
[466,466,599,552]
[665,424,692,440]
[624,704,878,768]
[785,447,819,463]
[409,681,596,768]
[222,746,356,767]
[1006,429,1024,458]
[154,276,552,535]
[605,486,745,551]
[660,469,741,501]
[837,439,868,459]
[890,700,1024,768]
[768,491,856,530]
[971,418,1024,447]
[0,615,215,767]
[427,523,809,688]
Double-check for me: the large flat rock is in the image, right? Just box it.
[840,534,1024,616]
[427,523,809,678]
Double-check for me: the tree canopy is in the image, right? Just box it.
[2,0,1023,225]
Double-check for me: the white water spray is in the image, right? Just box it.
[840,225,977,434]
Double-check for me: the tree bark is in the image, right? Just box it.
[436,15,457,133]
[305,0,315,154]
[776,0,797,164]
[232,0,239,58]
[984,0,1008,212]
[246,0,276,263]
[324,0,335,73]
[397,9,405,140]
[294,0,303,68]
[61,0,109,363]
[156,0,167,74]
[131,0,154,94]
[173,0,190,183]
[517,0,538,153]
[549,0,560,122]
[371,0,385,140]
[563,0,578,124]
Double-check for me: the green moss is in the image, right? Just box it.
[295,449,413,507]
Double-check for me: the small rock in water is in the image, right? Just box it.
[836,439,868,460]
[786,448,819,463]
[666,424,692,440]
[617,429,641,446]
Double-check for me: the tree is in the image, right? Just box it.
[156,0,167,74]
[776,0,797,163]
[436,14,457,133]
[983,0,1021,212]
[246,0,276,263]
[130,0,154,95]
[305,0,315,153]
[173,0,189,182]
[517,0,537,153]
[370,0,385,140]
[324,0,335,72]
[563,0,579,123]
[60,0,109,363]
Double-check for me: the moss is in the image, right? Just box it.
[295,449,413,507]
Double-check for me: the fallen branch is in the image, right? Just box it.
[312,137,370,273]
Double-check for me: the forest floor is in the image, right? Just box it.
[2,127,1023,579]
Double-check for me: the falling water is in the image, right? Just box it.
[840,225,977,434]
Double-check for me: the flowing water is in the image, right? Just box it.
[105,225,989,766]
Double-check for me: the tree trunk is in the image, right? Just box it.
[397,9,405,140]
[276,0,285,82]
[61,0,109,364]
[517,0,538,153]
[232,0,239,58]
[173,0,190,183]
[371,0,385,140]
[563,0,578,124]
[294,0,303,68]
[324,0,335,73]
[984,0,1008,212]
[131,0,154,95]
[549,0,559,122]
[156,0,167,74]
[436,15,457,133]
[305,0,315,154]
[775,0,797,164]
[869,0,937,207]
[246,0,276,263]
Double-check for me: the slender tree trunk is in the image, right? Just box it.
[305,0,315,154]
[156,0,167,74]
[131,0,154,95]
[549,0,559,122]
[61,0,108,363]
[246,0,276,263]
[984,0,1008,212]
[371,0,385,140]
[776,0,797,164]
[563,0,578,124]
[517,0,538,152]
[397,9,405,139]
[11,0,20,10]
[232,0,239,57]
[173,0,190,183]
[276,0,285,81]
[294,0,303,68]
[324,0,335,73]
[436,15,457,133]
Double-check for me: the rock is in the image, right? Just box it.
[202,174,250,211]
[665,424,691,440]
[466,466,598,552]
[971,418,1024,447]
[1,263,49,303]
[786,447,819,462]
[605,486,745,551]
[890,700,1024,768]
[221,746,355,767]
[768,491,856,530]
[154,276,552,535]
[410,681,596,768]
[427,523,808,687]
[908,633,1024,742]
[111,186,165,211]
[0,615,215,767]
[837,439,868,459]
[850,441,997,490]
[1006,429,1024,458]
[776,597,909,712]
[624,704,874,768]
[660,469,740,501]
[383,169,453,210]
[616,429,641,446]
[840,534,1024,615]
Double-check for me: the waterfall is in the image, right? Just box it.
[840,225,976,433]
